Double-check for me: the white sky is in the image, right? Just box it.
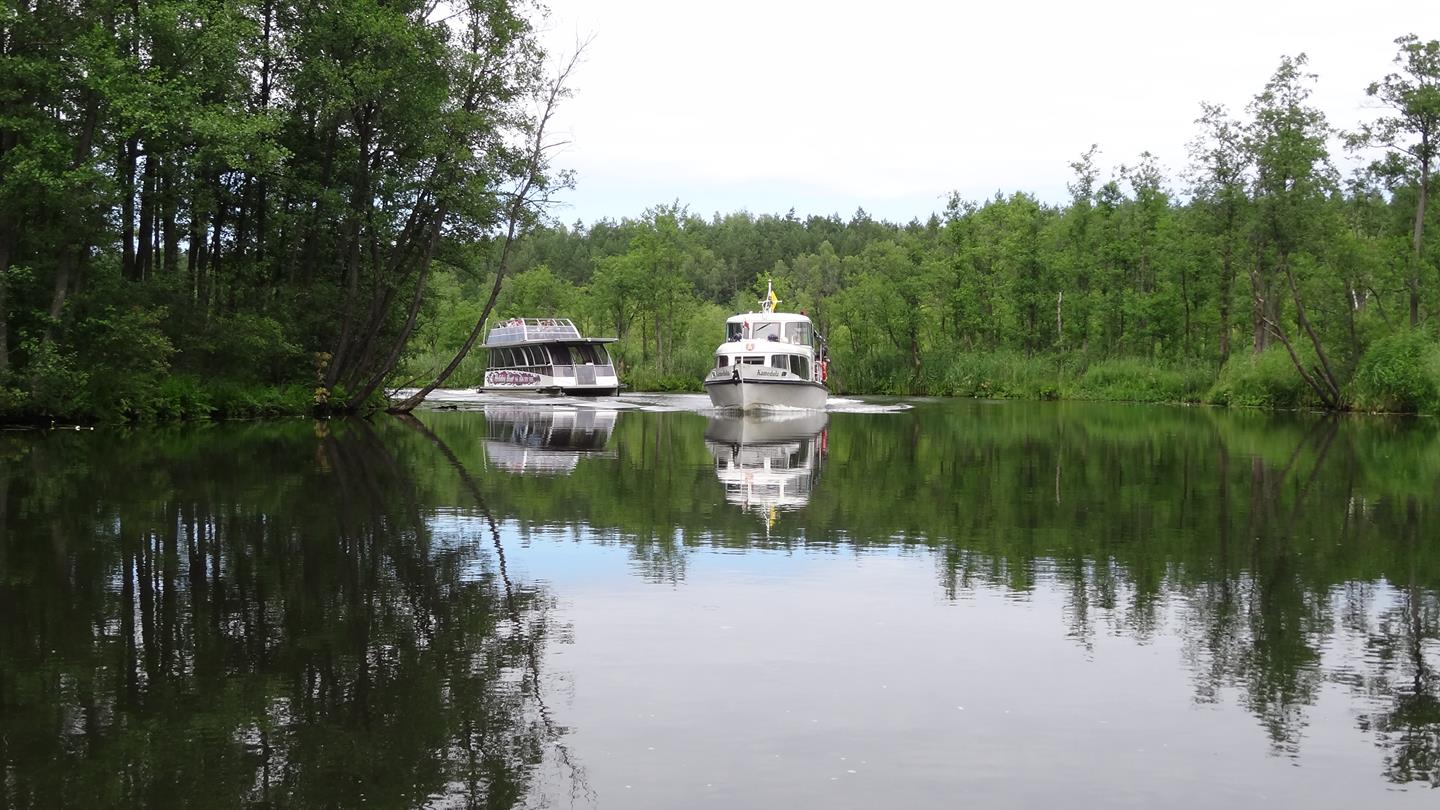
[535,0,1440,225]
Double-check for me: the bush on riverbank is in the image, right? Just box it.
[1206,347,1320,409]
[1349,330,1440,414]
[1068,358,1212,403]
[935,352,1062,400]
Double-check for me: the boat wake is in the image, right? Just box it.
[826,398,913,414]
[395,389,911,415]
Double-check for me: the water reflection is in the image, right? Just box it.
[4,400,1440,805]
[705,412,827,526]
[482,405,617,475]
[0,419,577,808]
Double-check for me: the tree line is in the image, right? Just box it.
[1,0,566,420]
[419,38,1438,410]
[1,13,1437,419]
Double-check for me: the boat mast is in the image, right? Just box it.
[760,279,778,314]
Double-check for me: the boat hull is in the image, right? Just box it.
[704,369,827,411]
[478,386,620,397]
[479,365,620,397]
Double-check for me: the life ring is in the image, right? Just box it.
[745,342,754,351]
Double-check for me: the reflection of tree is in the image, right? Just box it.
[0,420,567,808]
[395,414,590,806]
[1345,498,1440,788]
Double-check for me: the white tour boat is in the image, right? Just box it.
[705,411,828,527]
[480,318,620,396]
[704,283,828,410]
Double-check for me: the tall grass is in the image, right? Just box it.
[1349,330,1440,414]
[1069,358,1212,403]
[1206,346,1320,409]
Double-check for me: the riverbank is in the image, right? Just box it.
[6,337,1439,425]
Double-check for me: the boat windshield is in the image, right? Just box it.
[751,321,781,341]
[785,322,812,346]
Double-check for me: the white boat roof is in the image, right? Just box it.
[725,311,812,324]
[484,317,616,347]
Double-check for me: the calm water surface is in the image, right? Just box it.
[2,397,1438,808]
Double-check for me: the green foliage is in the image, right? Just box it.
[184,314,306,383]
[1349,330,1440,413]
[207,381,315,419]
[1207,347,1319,408]
[74,305,175,420]
[937,352,1063,400]
[17,337,90,417]
[3,25,1438,420]
[1069,358,1213,403]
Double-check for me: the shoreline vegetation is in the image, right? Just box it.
[1,3,1437,424]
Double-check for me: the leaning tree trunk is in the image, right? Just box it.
[390,49,582,414]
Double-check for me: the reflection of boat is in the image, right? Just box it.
[483,405,617,475]
[481,318,620,395]
[705,412,828,523]
[704,282,828,411]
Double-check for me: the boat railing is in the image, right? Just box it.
[487,318,581,344]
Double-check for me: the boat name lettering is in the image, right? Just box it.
[487,370,542,386]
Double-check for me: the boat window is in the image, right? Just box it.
[741,356,764,365]
[790,355,810,378]
[496,348,512,367]
[751,321,780,341]
[727,322,744,341]
[717,355,729,368]
[550,344,572,365]
[595,345,612,365]
[770,355,787,369]
[785,322,812,345]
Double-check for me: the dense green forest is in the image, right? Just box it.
[1,0,1437,420]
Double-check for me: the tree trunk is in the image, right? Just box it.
[136,151,156,280]
[1282,260,1343,406]
[161,157,180,274]
[0,226,10,377]
[1412,149,1429,328]
[1219,234,1233,362]
[205,171,225,317]
[1250,253,1268,353]
[347,206,446,409]
[121,138,138,280]
[325,115,372,389]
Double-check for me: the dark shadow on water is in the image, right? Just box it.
[0,418,580,809]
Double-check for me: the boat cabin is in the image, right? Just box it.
[481,317,619,395]
[714,312,824,383]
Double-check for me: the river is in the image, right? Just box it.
[2,396,1437,807]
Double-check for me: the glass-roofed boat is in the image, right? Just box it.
[480,318,621,396]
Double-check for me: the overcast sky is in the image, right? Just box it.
[533,0,1440,226]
